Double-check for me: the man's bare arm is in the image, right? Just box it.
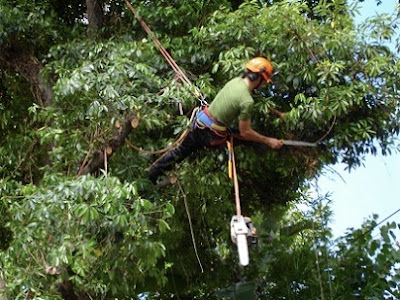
[238,120,283,149]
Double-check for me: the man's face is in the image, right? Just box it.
[260,78,268,87]
[252,78,268,94]
[255,78,268,90]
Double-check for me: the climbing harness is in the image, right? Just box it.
[194,106,228,137]
[227,136,257,266]
[196,106,227,132]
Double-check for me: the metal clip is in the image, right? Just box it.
[199,94,209,107]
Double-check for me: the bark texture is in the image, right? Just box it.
[86,0,104,38]
[0,49,53,106]
[0,277,5,300]
[80,113,137,175]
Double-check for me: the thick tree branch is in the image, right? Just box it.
[80,113,137,176]
[0,49,53,106]
[0,48,54,171]
[56,280,79,300]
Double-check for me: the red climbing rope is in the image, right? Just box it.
[227,136,242,216]
[125,0,204,101]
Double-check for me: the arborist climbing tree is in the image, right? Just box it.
[148,57,284,184]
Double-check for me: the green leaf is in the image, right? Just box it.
[158,219,171,233]
[165,203,175,216]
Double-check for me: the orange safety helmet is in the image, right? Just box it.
[245,57,274,83]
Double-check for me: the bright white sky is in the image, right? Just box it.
[316,0,400,238]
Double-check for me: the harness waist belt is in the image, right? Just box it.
[196,107,227,132]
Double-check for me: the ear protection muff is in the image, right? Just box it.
[247,71,260,81]
[245,57,274,82]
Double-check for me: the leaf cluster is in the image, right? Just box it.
[1,175,175,298]
[0,0,399,298]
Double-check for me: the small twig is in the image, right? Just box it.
[324,165,346,184]
[167,251,181,300]
[313,114,337,144]
[103,148,108,175]
[312,220,325,300]
[28,251,42,267]
[126,139,182,155]
[77,145,93,176]
[11,139,38,178]
[291,29,319,64]
[177,179,204,273]
[1,195,25,199]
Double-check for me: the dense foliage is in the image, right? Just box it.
[1,0,399,299]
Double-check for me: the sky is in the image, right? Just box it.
[315,0,400,239]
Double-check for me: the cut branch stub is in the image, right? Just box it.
[131,117,140,128]
[106,146,113,155]
[79,113,136,175]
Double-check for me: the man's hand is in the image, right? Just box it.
[238,120,283,150]
[266,138,283,150]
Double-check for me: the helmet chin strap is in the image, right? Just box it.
[253,76,265,93]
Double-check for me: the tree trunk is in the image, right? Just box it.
[86,0,104,38]
[56,280,79,300]
[0,49,54,169]
[0,49,53,107]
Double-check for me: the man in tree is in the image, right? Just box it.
[148,57,284,184]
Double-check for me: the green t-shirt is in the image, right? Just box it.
[208,77,254,126]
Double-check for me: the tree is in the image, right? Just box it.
[0,0,399,298]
